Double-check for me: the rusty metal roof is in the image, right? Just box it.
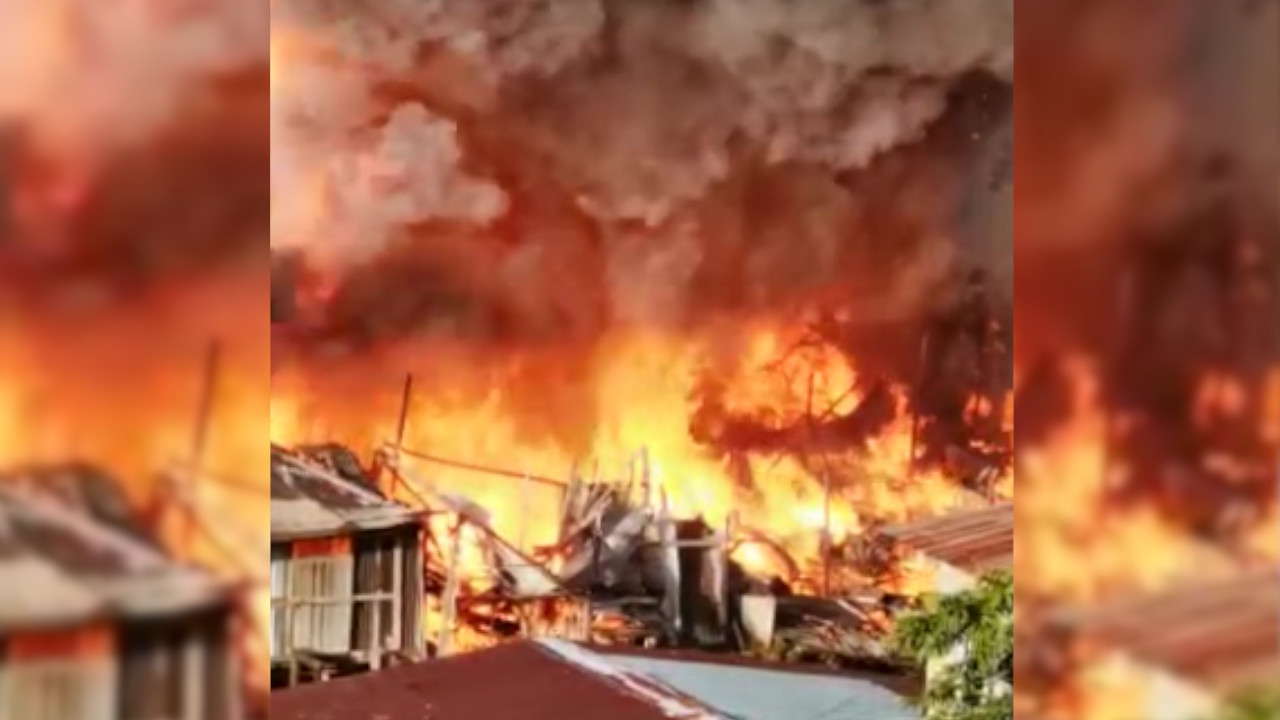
[270,445,420,542]
[877,502,1013,575]
[1055,569,1280,695]
[0,484,230,632]
[269,639,918,720]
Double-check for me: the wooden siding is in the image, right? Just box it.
[272,526,424,684]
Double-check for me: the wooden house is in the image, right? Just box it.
[269,446,425,686]
[0,481,241,720]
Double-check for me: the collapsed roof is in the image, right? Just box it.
[270,444,422,542]
[0,478,231,632]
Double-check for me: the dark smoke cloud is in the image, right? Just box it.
[272,0,1014,355]
[0,1,270,313]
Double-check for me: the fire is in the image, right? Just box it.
[274,319,998,594]
[1016,358,1244,604]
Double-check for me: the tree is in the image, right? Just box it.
[892,570,1013,720]
[1204,688,1280,720]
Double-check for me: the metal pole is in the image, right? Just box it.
[389,374,414,499]
[807,371,833,597]
[180,339,221,549]
[191,339,222,470]
[395,373,414,449]
[907,329,930,479]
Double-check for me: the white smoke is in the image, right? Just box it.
[0,0,267,157]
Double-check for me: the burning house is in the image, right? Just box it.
[1052,569,1280,720]
[269,445,426,686]
[0,474,241,720]
[269,637,921,720]
[266,0,1017,702]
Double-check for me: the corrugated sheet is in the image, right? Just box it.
[878,502,1013,575]
[0,486,228,630]
[1057,569,1280,695]
[603,653,916,720]
[269,641,680,720]
[270,447,420,541]
[269,639,918,720]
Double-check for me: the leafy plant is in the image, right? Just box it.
[1203,688,1280,720]
[892,570,1013,720]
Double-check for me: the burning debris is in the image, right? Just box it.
[268,438,1021,687]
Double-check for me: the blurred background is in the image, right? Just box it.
[0,1,269,718]
[1016,1,1278,718]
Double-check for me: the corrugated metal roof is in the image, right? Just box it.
[269,639,918,720]
[1056,569,1280,695]
[603,653,916,720]
[0,485,230,631]
[877,502,1013,575]
[270,446,420,541]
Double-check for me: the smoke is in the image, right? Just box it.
[272,0,1013,358]
[0,0,270,306]
[0,1,271,479]
[0,0,267,158]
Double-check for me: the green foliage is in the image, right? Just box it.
[892,571,1013,720]
[1204,688,1280,720]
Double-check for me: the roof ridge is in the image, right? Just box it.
[536,639,734,720]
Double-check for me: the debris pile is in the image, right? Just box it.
[271,442,947,673]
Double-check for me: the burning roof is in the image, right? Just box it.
[269,638,919,720]
[1056,569,1280,696]
[0,482,231,632]
[270,444,421,541]
[876,501,1013,577]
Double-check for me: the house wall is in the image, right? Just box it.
[0,624,116,720]
[272,526,423,678]
[117,607,242,720]
[924,557,979,596]
[0,609,242,720]
[1091,652,1218,720]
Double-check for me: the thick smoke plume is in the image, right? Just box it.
[0,0,270,304]
[272,0,1013,350]
[0,0,271,479]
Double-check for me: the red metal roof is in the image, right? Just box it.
[269,641,686,720]
[271,639,920,720]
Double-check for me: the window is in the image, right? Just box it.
[289,554,353,654]
[352,532,397,654]
[270,544,289,660]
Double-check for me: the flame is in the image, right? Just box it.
[1016,358,1243,604]
[274,322,994,592]
[0,271,272,688]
